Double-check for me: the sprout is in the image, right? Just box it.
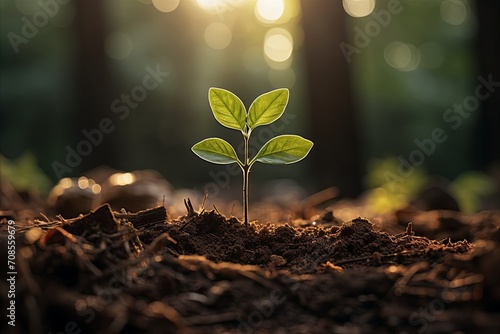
[192,87,313,226]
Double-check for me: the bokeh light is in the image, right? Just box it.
[91,184,102,195]
[384,41,421,72]
[440,0,468,25]
[342,0,376,18]
[152,0,180,13]
[204,23,232,50]
[264,28,293,63]
[77,176,89,189]
[255,0,285,23]
[110,172,136,186]
[105,32,133,60]
[60,178,72,189]
[265,55,293,70]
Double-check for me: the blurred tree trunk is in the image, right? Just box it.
[300,0,361,197]
[474,1,500,169]
[73,0,113,173]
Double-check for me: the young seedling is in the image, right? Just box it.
[192,87,313,226]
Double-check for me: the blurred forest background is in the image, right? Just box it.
[1,0,499,212]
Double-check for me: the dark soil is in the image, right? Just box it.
[2,201,499,334]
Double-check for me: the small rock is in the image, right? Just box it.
[47,176,101,218]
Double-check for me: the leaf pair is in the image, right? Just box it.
[209,87,289,133]
[192,87,313,168]
[193,134,313,166]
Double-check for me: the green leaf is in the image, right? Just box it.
[209,87,247,131]
[247,88,289,130]
[192,138,241,165]
[251,135,313,165]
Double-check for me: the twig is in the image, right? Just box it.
[39,212,51,223]
[201,192,208,211]
[405,222,414,236]
[184,198,196,217]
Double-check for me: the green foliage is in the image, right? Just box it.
[191,138,241,165]
[208,88,247,132]
[193,87,313,167]
[252,135,313,165]
[247,89,289,129]
[0,153,52,194]
[450,171,495,213]
[364,157,495,214]
[364,157,427,214]
[192,87,313,225]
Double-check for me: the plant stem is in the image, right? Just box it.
[243,128,250,226]
[242,164,249,226]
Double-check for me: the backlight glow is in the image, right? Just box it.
[256,0,285,23]
[264,28,293,63]
[342,0,376,18]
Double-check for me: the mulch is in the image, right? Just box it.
[1,202,500,333]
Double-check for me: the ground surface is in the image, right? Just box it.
[1,196,500,333]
